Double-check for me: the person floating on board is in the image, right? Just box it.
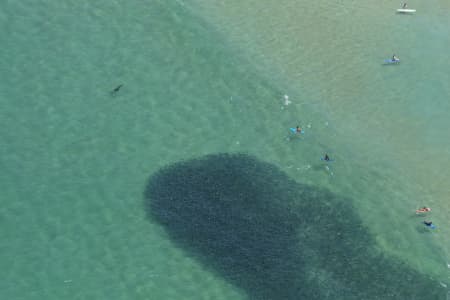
[392,54,399,61]
[323,154,331,162]
[416,207,431,214]
[111,84,123,96]
[296,126,302,133]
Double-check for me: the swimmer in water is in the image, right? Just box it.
[423,221,433,227]
[296,126,302,133]
[324,154,330,162]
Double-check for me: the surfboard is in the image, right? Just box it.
[384,59,400,64]
[397,9,416,13]
[424,223,436,229]
[290,128,304,134]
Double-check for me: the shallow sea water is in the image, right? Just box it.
[1,0,449,299]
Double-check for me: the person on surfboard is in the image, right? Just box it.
[296,126,302,133]
[392,54,399,61]
[416,207,431,214]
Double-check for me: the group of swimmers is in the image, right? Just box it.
[292,125,332,166]
[416,207,436,229]
[292,126,435,229]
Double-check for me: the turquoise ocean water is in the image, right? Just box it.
[1,0,449,299]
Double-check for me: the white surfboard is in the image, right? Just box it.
[397,8,416,13]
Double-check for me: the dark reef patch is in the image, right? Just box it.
[145,153,444,299]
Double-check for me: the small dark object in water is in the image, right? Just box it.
[111,84,123,95]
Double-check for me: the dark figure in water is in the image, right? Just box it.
[111,84,123,95]
[324,154,330,162]
[424,221,433,227]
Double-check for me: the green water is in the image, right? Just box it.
[1,0,449,299]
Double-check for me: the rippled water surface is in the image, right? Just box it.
[1,0,449,299]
